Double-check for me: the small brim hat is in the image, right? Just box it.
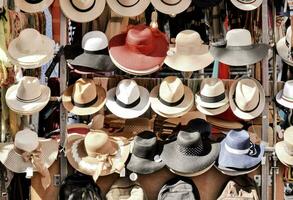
[15,0,54,13]
[276,90,293,109]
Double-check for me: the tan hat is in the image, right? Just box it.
[151,0,192,15]
[15,0,54,13]
[66,130,130,181]
[165,30,214,72]
[62,78,106,116]
[275,126,293,166]
[107,0,150,17]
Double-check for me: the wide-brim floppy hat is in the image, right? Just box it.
[107,0,150,17]
[276,80,293,109]
[214,163,260,176]
[60,0,106,23]
[15,0,54,13]
[230,0,263,11]
[275,126,293,166]
[151,0,192,15]
[8,53,55,69]
[169,162,214,177]
[277,26,293,66]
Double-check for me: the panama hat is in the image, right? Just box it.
[151,0,192,15]
[109,25,168,75]
[277,26,293,66]
[230,0,263,11]
[276,81,293,109]
[106,79,150,119]
[60,0,106,23]
[62,78,106,116]
[169,162,214,177]
[150,76,194,118]
[275,126,293,166]
[15,0,54,13]
[66,130,130,181]
[165,30,214,72]
[229,77,265,120]
[210,29,269,66]
[5,76,51,115]
[107,0,150,17]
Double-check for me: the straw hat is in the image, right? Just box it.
[169,162,214,177]
[229,77,265,120]
[62,78,106,116]
[150,76,194,118]
[276,80,293,109]
[66,130,130,180]
[5,76,51,115]
[230,0,263,11]
[277,26,293,66]
[151,0,192,15]
[15,0,54,13]
[106,79,150,119]
[165,30,214,72]
[275,126,293,166]
[60,0,106,23]
[107,0,150,17]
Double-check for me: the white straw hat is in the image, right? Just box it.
[276,80,293,109]
[230,0,263,11]
[275,126,293,166]
[277,26,293,66]
[151,0,192,15]
[107,0,150,17]
[15,0,54,13]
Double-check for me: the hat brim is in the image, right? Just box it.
[230,0,263,11]
[0,138,58,173]
[106,86,150,119]
[214,163,260,176]
[153,104,194,118]
[107,0,150,17]
[150,0,192,15]
[196,103,229,116]
[276,37,293,66]
[276,90,293,109]
[169,162,214,177]
[126,154,165,174]
[275,141,293,166]
[60,0,106,23]
[5,84,51,115]
[210,44,269,66]
[206,116,243,130]
[62,84,106,116]
[195,93,229,108]
[15,0,54,13]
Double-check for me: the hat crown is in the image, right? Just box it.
[175,30,204,54]
[285,26,292,45]
[116,79,140,105]
[72,78,97,105]
[177,131,203,148]
[14,129,39,153]
[17,76,42,101]
[200,78,225,97]
[282,80,293,100]
[226,29,252,47]
[84,131,112,157]
[132,131,157,158]
[225,130,251,151]
[82,31,108,51]
[71,0,95,10]
[159,76,184,103]
[17,28,41,53]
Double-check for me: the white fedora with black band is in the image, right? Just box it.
[277,26,293,66]
[15,0,54,13]
[276,80,293,109]
[151,0,192,15]
[230,0,263,11]
[107,0,150,17]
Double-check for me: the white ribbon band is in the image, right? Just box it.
[225,143,250,155]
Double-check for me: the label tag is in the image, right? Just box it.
[25,167,33,179]
[119,167,126,177]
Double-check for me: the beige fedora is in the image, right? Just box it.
[230,0,263,11]
[229,77,265,120]
[60,0,106,23]
[277,26,293,66]
[165,30,214,72]
[275,126,293,166]
[151,0,192,15]
[169,162,215,177]
[5,76,51,115]
[15,0,54,13]
[107,0,150,17]
[66,130,130,181]
[276,80,293,109]
[150,76,194,118]
[62,78,106,116]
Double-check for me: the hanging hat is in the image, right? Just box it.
[210,29,269,66]
[150,76,194,118]
[69,31,116,72]
[195,78,229,116]
[5,76,51,115]
[169,161,214,177]
[276,80,293,109]
[8,28,55,68]
[15,0,54,13]
[277,26,293,66]
[106,79,150,119]
[151,0,192,15]
[109,25,168,75]
[126,131,165,174]
[59,0,106,23]
[275,126,293,166]
[62,78,106,116]
[66,130,130,181]
[230,0,263,11]
[165,30,214,72]
[107,0,150,17]
[206,116,243,131]
[229,77,265,120]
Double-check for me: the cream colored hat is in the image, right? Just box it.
[15,0,54,13]
[151,0,192,15]
[275,126,293,166]
[276,80,293,109]
[277,26,293,66]
[165,30,214,72]
[5,76,51,115]
[107,0,150,17]
[230,0,263,11]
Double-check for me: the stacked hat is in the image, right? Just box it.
[230,0,263,11]
[276,80,293,109]
[107,0,150,17]
[195,78,229,116]
[275,126,293,166]
[150,76,194,118]
[15,0,54,13]
[151,0,192,15]
[277,26,293,66]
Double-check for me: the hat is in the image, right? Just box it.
[106,79,150,119]
[62,78,106,116]
[151,0,192,15]
[182,118,211,139]
[60,0,106,23]
[230,0,263,11]
[214,163,260,176]
[109,25,168,75]
[5,76,51,115]
[164,30,214,72]
[69,31,116,72]
[107,0,150,17]
[66,130,130,181]
[210,29,269,66]
[275,126,293,166]
[195,78,229,116]
[229,77,265,120]
[150,76,194,118]
[277,26,293,66]
[169,161,214,177]
[15,0,54,13]
[206,116,243,131]
[276,80,293,109]
[126,131,165,174]
[8,28,55,68]
[218,130,264,169]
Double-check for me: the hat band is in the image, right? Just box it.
[225,143,249,155]
[17,94,42,103]
[117,0,140,7]
[161,0,182,6]
[72,95,98,108]
[70,0,96,12]
[158,94,185,107]
[177,142,204,156]
[200,92,225,103]
[282,94,293,102]
[25,0,43,4]
[236,0,256,4]
[234,93,260,113]
[84,47,107,55]
[114,96,141,108]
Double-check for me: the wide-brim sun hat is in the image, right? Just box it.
[151,0,192,15]
[230,0,263,11]
[169,162,215,177]
[107,0,150,17]
[275,126,293,166]
[15,0,54,13]
[196,103,229,116]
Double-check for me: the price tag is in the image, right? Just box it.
[25,167,33,179]
[129,172,138,181]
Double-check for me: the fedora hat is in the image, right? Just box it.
[277,26,293,66]
[66,130,130,180]
[229,77,265,120]
[62,78,106,116]
[106,79,150,119]
[276,81,293,109]
[230,0,263,11]
[107,0,150,17]
[150,76,194,118]
[15,0,54,13]
[169,162,214,177]
[60,0,106,23]
[165,30,214,72]
[210,29,269,66]
[8,29,55,68]
[275,126,293,166]
[69,31,116,72]
[195,78,229,116]
[126,131,165,174]
[109,25,168,75]
[151,0,192,15]
[218,130,264,170]
[0,129,58,189]
[5,76,51,115]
